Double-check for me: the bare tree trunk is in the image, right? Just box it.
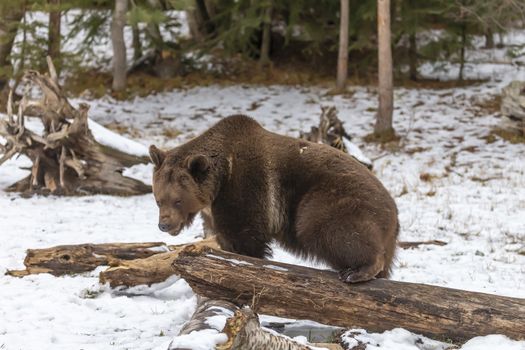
[375,0,395,139]
[47,0,61,76]
[195,0,215,36]
[145,0,164,51]
[458,21,467,82]
[336,0,349,92]
[131,22,142,61]
[408,31,417,81]
[186,9,204,42]
[484,28,494,49]
[0,3,24,90]
[111,0,127,92]
[6,242,169,277]
[259,1,273,67]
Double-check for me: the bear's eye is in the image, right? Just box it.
[174,199,182,208]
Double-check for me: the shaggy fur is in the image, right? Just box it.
[150,115,399,282]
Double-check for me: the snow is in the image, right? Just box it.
[342,328,451,350]
[206,254,254,266]
[88,118,150,157]
[167,329,227,350]
[1,13,525,350]
[341,329,525,350]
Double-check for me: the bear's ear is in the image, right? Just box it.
[186,154,209,181]
[149,145,166,168]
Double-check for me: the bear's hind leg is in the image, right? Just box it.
[296,206,389,283]
[338,253,385,283]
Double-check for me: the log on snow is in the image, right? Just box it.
[169,297,340,350]
[171,245,525,343]
[6,242,170,277]
[99,237,220,288]
[6,237,444,279]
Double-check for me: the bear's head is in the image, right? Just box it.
[149,145,213,236]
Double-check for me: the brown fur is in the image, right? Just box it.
[150,115,399,282]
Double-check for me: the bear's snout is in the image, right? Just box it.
[158,223,171,232]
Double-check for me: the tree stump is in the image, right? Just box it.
[500,81,525,136]
[0,57,151,195]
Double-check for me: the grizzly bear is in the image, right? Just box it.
[149,115,399,282]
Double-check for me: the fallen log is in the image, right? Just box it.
[168,297,236,350]
[171,245,525,343]
[6,238,438,278]
[99,237,220,288]
[6,242,169,277]
[6,237,220,278]
[398,240,447,249]
[218,307,313,350]
[169,297,339,350]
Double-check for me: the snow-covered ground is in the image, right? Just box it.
[1,15,525,350]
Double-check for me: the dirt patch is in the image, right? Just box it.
[491,128,525,144]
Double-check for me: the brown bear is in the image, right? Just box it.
[149,115,399,282]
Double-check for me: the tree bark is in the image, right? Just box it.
[336,0,349,92]
[169,298,339,350]
[131,22,142,61]
[408,31,417,81]
[6,242,169,277]
[375,0,395,140]
[171,246,525,343]
[99,237,220,288]
[195,0,215,36]
[186,8,204,42]
[259,1,273,67]
[111,0,127,92]
[47,0,61,76]
[458,21,467,82]
[0,3,24,90]
[219,307,312,350]
[484,28,494,49]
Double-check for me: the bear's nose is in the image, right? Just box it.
[158,223,171,232]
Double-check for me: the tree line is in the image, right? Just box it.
[0,0,524,138]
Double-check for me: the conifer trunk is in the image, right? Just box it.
[458,21,467,82]
[131,22,142,61]
[408,32,417,81]
[375,0,395,139]
[336,0,349,92]
[47,0,61,76]
[484,28,494,49]
[259,1,273,66]
[111,0,128,92]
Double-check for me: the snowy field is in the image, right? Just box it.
[1,16,525,350]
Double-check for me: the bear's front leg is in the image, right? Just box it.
[214,229,272,259]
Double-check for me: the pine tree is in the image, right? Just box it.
[336,0,349,92]
[375,0,395,140]
[111,0,128,92]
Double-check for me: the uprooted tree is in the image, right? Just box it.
[0,57,151,196]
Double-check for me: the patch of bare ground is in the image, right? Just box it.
[472,95,501,114]
[396,78,488,90]
[491,127,525,144]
